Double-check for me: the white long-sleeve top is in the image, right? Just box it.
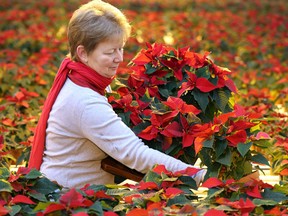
[40,79,204,189]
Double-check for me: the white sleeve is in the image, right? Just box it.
[80,97,200,175]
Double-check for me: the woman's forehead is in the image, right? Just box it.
[104,34,126,45]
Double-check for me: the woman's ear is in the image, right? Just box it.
[76,45,88,64]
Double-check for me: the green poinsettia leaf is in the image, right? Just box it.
[192,89,209,112]
[151,104,168,114]
[215,205,234,211]
[140,93,152,103]
[16,150,29,166]
[273,184,288,194]
[237,142,252,157]
[146,192,161,202]
[28,191,48,202]
[213,89,230,112]
[208,163,222,178]
[33,202,52,211]
[215,139,228,158]
[132,121,151,134]
[195,66,210,78]
[166,194,191,206]
[113,203,131,212]
[251,154,270,166]
[25,168,42,179]
[158,87,170,98]
[145,63,157,74]
[216,149,232,166]
[166,50,177,58]
[118,111,131,126]
[203,137,214,148]
[253,198,278,206]
[159,82,178,98]
[178,176,197,189]
[165,142,182,156]
[262,188,287,203]
[0,179,13,192]
[206,188,225,199]
[30,177,60,195]
[180,146,197,164]
[209,76,219,86]
[88,201,104,215]
[199,148,213,168]
[7,205,21,216]
[0,167,10,179]
[106,188,130,196]
[143,170,162,185]
[242,161,253,176]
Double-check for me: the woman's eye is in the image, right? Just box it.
[105,48,123,55]
[105,51,114,55]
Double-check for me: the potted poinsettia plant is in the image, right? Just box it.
[108,42,271,180]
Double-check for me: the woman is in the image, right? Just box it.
[29,0,206,189]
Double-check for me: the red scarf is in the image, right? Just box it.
[28,58,113,169]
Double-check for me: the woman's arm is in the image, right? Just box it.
[80,96,205,184]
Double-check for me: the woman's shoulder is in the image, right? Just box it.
[64,78,107,101]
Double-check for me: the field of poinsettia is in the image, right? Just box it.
[0,0,287,215]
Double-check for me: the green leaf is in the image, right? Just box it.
[237,142,252,157]
[216,149,232,166]
[0,167,10,179]
[209,76,219,86]
[273,184,288,194]
[165,143,182,156]
[166,194,190,206]
[6,205,21,216]
[206,188,225,199]
[34,202,52,211]
[215,139,228,158]
[88,201,104,215]
[106,188,130,196]
[0,179,13,192]
[86,184,107,191]
[113,203,131,212]
[195,66,210,78]
[143,170,162,185]
[253,199,278,206]
[158,87,170,98]
[178,176,197,189]
[25,168,42,179]
[262,189,287,203]
[199,148,213,168]
[30,177,60,195]
[181,146,197,164]
[251,154,270,166]
[215,205,235,211]
[150,98,168,114]
[192,89,209,112]
[242,161,253,176]
[145,63,157,74]
[118,111,131,126]
[147,192,161,202]
[213,89,230,112]
[28,191,48,202]
[132,121,151,134]
[203,137,214,148]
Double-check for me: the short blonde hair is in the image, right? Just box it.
[67,0,131,61]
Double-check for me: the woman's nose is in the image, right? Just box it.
[114,50,123,63]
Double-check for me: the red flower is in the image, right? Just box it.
[178,72,219,96]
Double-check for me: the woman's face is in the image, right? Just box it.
[86,37,125,78]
